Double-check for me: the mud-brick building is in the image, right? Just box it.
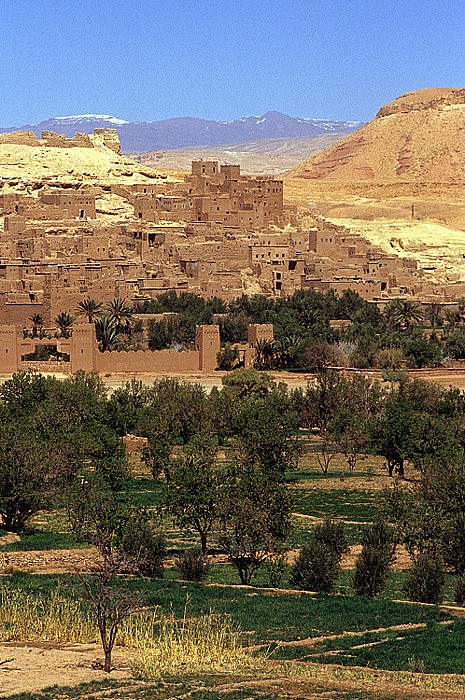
[40,189,96,219]
[131,160,284,229]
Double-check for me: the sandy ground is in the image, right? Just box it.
[0,643,130,697]
[0,142,163,185]
[3,368,465,393]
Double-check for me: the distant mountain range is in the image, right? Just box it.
[0,111,363,153]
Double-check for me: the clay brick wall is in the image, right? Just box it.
[0,301,45,326]
[40,131,93,148]
[93,128,122,154]
[195,324,220,370]
[95,348,201,373]
[248,323,274,347]
[0,325,18,373]
[4,214,26,234]
[220,164,241,180]
[40,190,96,219]
[191,161,219,177]
[134,196,159,222]
[1,194,21,215]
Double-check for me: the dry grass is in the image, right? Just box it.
[132,607,261,677]
[0,586,95,643]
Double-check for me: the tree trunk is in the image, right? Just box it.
[104,649,112,673]
[200,531,208,555]
[398,459,405,479]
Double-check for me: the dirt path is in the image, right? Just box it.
[0,548,98,575]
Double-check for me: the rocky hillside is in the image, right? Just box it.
[288,88,465,182]
[0,130,165,187]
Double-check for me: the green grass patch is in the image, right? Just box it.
[290,518,362,547]
[1,530,86,551]
[0,676,423,700]
[311,620,465,675]
[269,620,465,674]
[126,477,162,507]
[0,509,90,552]
[291,488,379,522]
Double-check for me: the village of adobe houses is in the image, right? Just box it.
[0,126,463,375]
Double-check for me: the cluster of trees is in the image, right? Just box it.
[2,367,465,602]
[136,290,465,370]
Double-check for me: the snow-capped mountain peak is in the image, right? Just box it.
[52,114,129,125]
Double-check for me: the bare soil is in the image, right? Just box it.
[0,643,130,697]
[0,644,463,699]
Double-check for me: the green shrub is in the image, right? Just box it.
[291,541,340,592]
[353,545,392,597]
[264,554,289,588]
[354,520,395,597]
[443,513,465,575]
[216,344,239,371]
[174,547,210,581]
[405,338,442,368]
[312,519,349,562]
[118,515,166,578]
[404,554,445,604]
[360,519,396,552]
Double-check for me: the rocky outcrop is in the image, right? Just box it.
[376,88,465,118]
[0,130,39,146]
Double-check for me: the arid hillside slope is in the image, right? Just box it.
[288,88,465,182]
[0,132,166,187]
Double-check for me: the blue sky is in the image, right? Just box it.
[1,0,464,125]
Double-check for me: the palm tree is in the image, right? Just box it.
[105,298,134,335]
[384,299,423,332]
[77,298,103,323]
[54,311,76,339]
[274,335,299,369]
[95,316,119,351]
[30,313,44,339]
[254,338,275,370]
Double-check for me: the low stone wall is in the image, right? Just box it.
[95,348,200,373]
